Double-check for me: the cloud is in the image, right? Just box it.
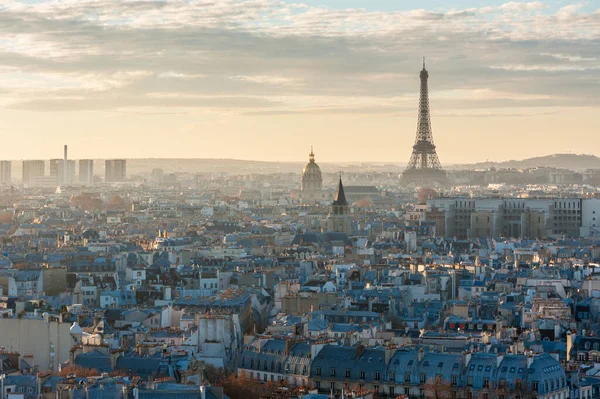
[539,53,598,62]
[490,64,600,72]
[229,75,301,86]
[158,72,207,79]
[0,0,598,116]
[499,2,547,12]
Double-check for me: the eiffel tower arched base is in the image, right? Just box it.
[401,168,449,188]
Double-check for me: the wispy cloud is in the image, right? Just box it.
[499,2,547,12]
[0,0,598,115]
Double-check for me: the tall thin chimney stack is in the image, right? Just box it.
[63,145,68,185]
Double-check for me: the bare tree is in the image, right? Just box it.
[424,377,455,399]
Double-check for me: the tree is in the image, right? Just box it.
[424,378,454,399]
[219,372,263,399]
[58,364,100,378]
[203,364,227,386]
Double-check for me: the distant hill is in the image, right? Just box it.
[451,154,600,170]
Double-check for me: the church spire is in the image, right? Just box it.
[333,175,348,206]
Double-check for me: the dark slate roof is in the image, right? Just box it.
[75,351,112,372]
[115,355,164,378]
[310,345,387,383]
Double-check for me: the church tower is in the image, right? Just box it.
[327,176,351,234]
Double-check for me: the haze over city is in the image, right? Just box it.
[1,0,599,163]
[4,1,600,399]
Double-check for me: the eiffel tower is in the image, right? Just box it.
[401,59,448,187]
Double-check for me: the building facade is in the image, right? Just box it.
[427,197,586,239]
[0,160,11,185]
[22,160,45,186]
[105,159,127,182]
[79,159,94,185]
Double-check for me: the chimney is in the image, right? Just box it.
[63,145,68,184]
[199,385,206,399]
[482,332,490,344]
[417,347,424,362]
[566,330,576,363]
[385,348,396,365]
[496,353,504,368]
[526,353,534,368]
[464,351,472,366]
[355,345,365,359]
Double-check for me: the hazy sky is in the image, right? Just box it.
[0,0,599,164]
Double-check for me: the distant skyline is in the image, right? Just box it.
[1,0,599,163]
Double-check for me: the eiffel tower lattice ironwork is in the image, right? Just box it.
[401,59,448,187]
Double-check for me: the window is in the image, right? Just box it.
[316,367,321,376]
[532,381,539,391]
[345,369,351,378]
[360,370,365,379]
[405,372,411,383]
[390,387,395,396]
[389,371,396,380]
[316,381,321,389]
[330,382,335,391]
[375,372,381,381]
[420,373,426,384]
[483,379,489,388]
[452,375,457,386]
[405,387,410,396]
[330,368,336,377]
